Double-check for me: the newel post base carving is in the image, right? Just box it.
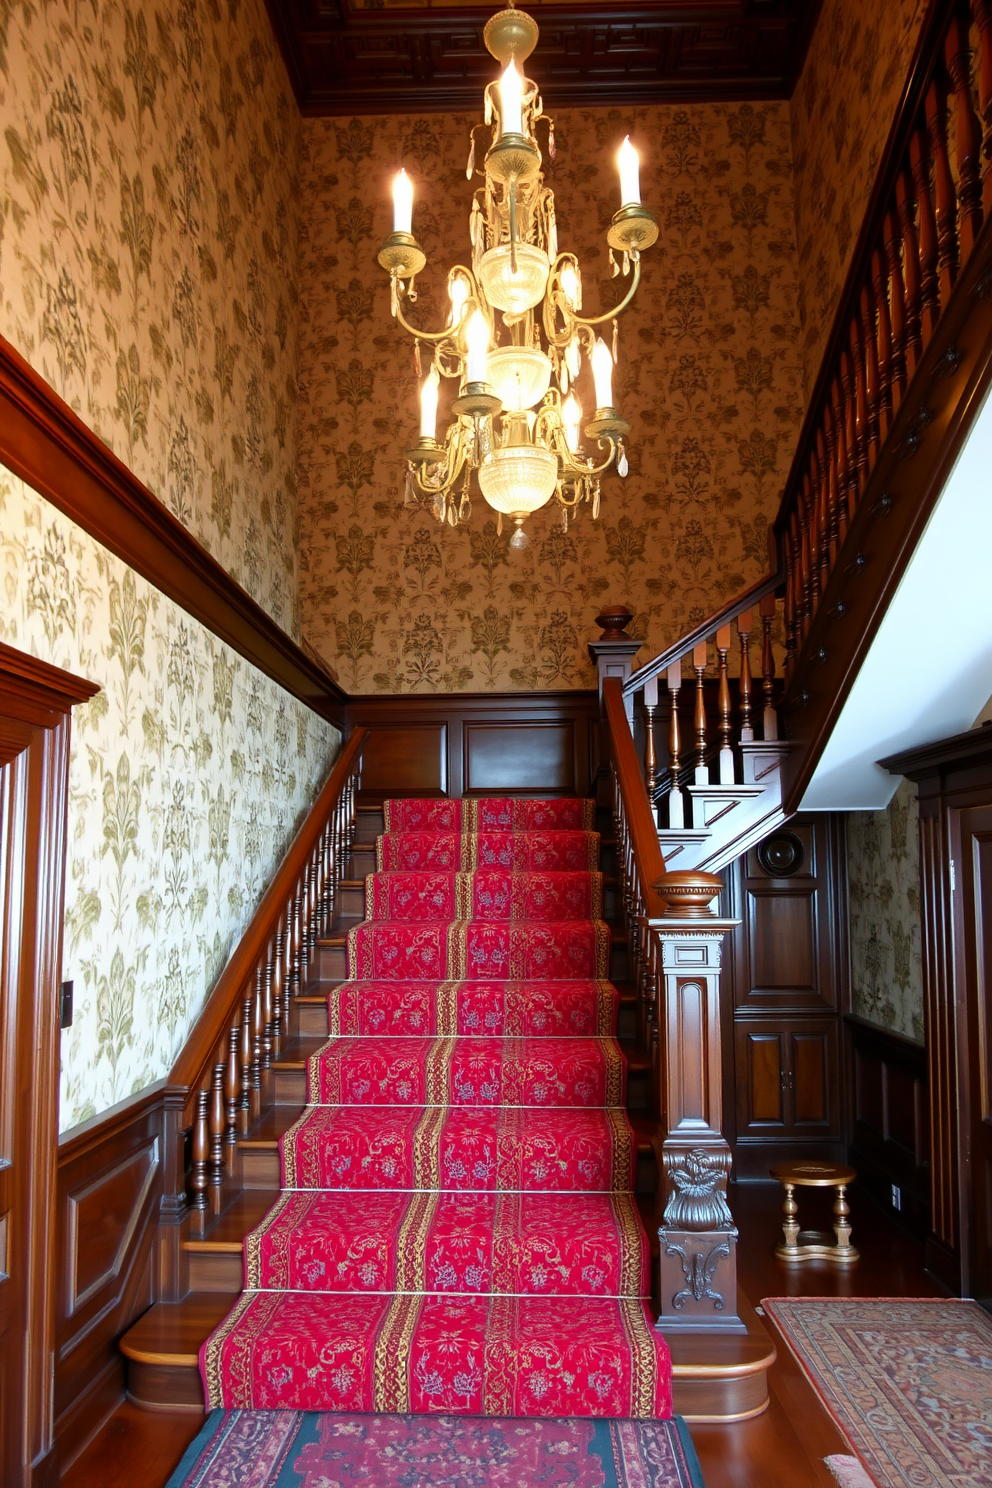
[650,898,744,1335]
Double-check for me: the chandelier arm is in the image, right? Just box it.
[394,297,462,348]
[572,256,642,328]
[413,422,470,495]
[561,442,620,478]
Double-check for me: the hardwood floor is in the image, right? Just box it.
[62,1181,944,1487]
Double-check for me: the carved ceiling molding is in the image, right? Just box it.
[263,0,822,115]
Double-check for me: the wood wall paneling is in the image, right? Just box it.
[55,1092,165,1470]
[846,1016,929,1238]
[347,692,599,800]
[0,642,98,1488]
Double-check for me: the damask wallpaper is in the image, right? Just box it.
[0,0,342,1131]
[790,0,927,394]
[847,779,924,1042]
[0,0,301,629]
[0,469,339,1129]
[297,102,805,693]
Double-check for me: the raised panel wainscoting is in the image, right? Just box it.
[845,1017,929,1238]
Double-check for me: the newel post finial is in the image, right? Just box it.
[588,605,641,705]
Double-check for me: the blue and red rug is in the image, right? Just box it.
[166,1408,706,1487]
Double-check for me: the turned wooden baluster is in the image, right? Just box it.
[783,520,798,671]
[190,1088,210,1214]
[910,121,940,339]
[239,994,253,1121]
[667,660,684,829]
[824,392,843,562]
[643,674,659,815]
[970,0,992,213]
[760,595,778,741]
[252,965,267,1084]
[854,298,874,479]
[835,358,854,540]
[884,206,908,401]
[262,955,275,1066]
[693,640,708,785]
[926,75,958,304]
[896,168,923,372]
[947,13,983,260]
[862,279,886,458]
[800,480,815,635]
[811,436,828,604]
[209,1062,225,1204]
[716,624,734,783]
[225,1022,240,1150]
[738,611,754,742]
[271,930,286,1051]
[870,250,893,436]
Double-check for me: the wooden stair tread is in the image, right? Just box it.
[667,1293,775,1378]
[270,1035,328,1069]
[120,1294,232,1366]
[185,1191,278,1251]
[238,1108,301,1145]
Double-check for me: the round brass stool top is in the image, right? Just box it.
[770,1160,856,1188]
[770,1160,859,1265]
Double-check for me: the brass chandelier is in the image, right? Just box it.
[376,3,658,549]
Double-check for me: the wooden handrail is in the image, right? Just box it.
[603,679,667,916]
[172,726,366,1105]
[621,570,780,699]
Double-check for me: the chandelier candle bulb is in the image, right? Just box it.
[449,275,470,327]
[392,169,413,234]
[465,310,490,384]
[419,364,440,439]
[563,393,583,451]
[560,263,580,307]
[592,336,615,410]
[617,136,641,207]
[499,60,524,136]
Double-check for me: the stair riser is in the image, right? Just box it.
[126,1360,204,1412]
[241,1147,656,1194]
[300,992,635,1043]
[187,1251,243,1293]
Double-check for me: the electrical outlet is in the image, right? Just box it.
[891,1183,902,1212]
[59,980,73,1029]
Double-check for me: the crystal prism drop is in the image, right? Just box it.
[609,249,619,279]
[509,526,529,550]
[612,318,619,363]
[592,486,601,520]
[622,250,630,277]
[497,512,503,536]
[447,503,458,527]
[618,448,629,477]
[549,123,556,159]
[466,135,476,179]
[413,341,422,379]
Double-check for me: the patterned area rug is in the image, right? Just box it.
[167,1410,705,1488]
[200,797,672,1418]
[763,1297,992,1487]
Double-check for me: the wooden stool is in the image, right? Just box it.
[770,1160,859,1265]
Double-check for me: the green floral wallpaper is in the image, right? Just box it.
[0,0,342,1132]
[297,102,805,692]
[790,0,927,395]
[0,469,339,1129]
[847,779,924,1042]
[0,0,302,630]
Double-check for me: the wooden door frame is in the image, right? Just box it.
[0,641,98,1488]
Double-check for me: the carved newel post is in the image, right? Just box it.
[588,606,641,720]
[651,870,744,1334]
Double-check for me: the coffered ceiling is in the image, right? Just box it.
[263,1,823,115]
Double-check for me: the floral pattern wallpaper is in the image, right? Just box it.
[0,469,339,1129]
[790,0,927,395]
[847,779,924,1042]
[0,0,342,1131]
[0,0,302,630]
[297,102,805,693]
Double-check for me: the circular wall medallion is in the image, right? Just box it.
[756,830,805,878]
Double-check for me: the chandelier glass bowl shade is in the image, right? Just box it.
[376,3,658,538]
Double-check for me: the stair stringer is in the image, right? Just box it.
[656,742,799,875]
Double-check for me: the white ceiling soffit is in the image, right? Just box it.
[800,383,992,813]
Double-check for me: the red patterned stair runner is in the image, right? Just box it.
[201,797,672,1417]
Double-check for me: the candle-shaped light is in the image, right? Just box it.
[560,263,580,307]
[392,169,413,234]
[448,274,470,327]
[419,363,440,440]
[592,337,614,409]
[617,136,640,207]
[499,60,524,136]
[465,310,489,384]
[563,393,582,452]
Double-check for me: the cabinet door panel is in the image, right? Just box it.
[791,1029,834,1129]
[736,1028,786,1135]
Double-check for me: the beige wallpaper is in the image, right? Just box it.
[298,102,805,692]
[847,779,924,1042]
[0,0,302,630]
[0,0,341,1130]
[790,0,928,395]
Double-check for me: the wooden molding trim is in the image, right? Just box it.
[0,336,346,724]
[779,210,992,812]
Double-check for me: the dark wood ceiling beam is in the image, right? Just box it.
[265,0,821,115]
